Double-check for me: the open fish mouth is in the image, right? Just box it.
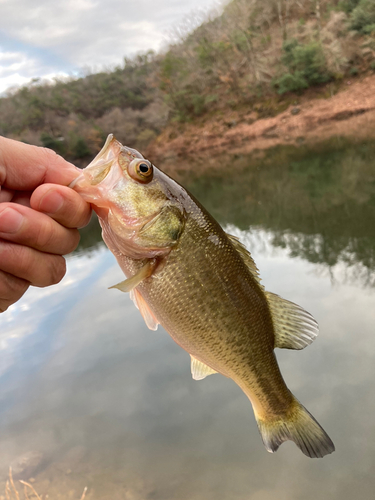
[70,134,147,192]
[69,134,119,190]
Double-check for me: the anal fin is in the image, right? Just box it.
[190,356,218,380]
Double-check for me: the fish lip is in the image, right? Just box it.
[69,134,146,191]
[69,134,121,190]
[97,133,115,158]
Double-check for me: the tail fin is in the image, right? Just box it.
[255,399,335,458]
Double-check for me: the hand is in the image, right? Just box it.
[0,136,91,312]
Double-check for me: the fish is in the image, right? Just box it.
[70,134,335,458]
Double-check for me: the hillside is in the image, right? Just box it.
[148,73,375,172]
[0,0,374,164]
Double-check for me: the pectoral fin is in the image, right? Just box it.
[190,356,218,380]
[109,260,156,293]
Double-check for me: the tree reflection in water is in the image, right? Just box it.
[183,138,375,286]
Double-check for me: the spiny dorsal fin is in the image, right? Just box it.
[109,260,156,293]
[265,292,319,350]
[226,233,264,289]
[190,356,218,380]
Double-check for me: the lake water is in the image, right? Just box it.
[1,139,375,499]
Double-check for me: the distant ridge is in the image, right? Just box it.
[0,0,374,163]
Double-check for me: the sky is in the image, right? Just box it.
[0,0,222,95]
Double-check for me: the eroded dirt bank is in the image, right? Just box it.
[148,74,375,169]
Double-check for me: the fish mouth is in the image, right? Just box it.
[69,134,122,191]
[70,134,146,192]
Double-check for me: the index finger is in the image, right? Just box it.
[0,136,81,191]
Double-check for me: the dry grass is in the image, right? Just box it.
[3,468,87,500]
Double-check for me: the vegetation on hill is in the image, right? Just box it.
[0,0,374,162]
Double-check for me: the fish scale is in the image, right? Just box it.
[71,134,335,458]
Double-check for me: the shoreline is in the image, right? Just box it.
[147,74,375,169]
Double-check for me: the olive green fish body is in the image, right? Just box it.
[71,135,335,458]
[133,198,293,418]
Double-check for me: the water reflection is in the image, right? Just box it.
[186,138,375,284]
[0,139,375,499]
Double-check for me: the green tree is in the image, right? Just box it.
[73,137,91,158]
[275,39,332,94]
[349,0,375,33]
[40,132,66,155]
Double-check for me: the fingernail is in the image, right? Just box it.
[0,208,24,233]
[38,190,64,214]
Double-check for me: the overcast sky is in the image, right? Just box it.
[0,0,223,95]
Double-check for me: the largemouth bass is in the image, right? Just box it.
[71,135,334,458]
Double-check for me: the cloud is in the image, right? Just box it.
[0,0,222,94]
[0,46,71,93]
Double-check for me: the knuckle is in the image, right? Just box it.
[1,241,30,275]
[59,196,81,227]
[40,147,59,161]
[59,189,91,229]
[46,255,66,285]
[7,275,29,295]
[35,216,56,250]
[38,148,63,177]
[0,270,29,311]
[64,229,80,254]
[0,240,66,288]
[37,221,79,255]
[14,243,31,274]
[78,208,92,229]
[0,301,10,313]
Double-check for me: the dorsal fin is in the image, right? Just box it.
[226,233,264,289]
[190,356,218,380]
[265,292,319,350]
[226,233,317,350]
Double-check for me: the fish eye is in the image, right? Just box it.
[138,163,151,175]
[128,159,153,183]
